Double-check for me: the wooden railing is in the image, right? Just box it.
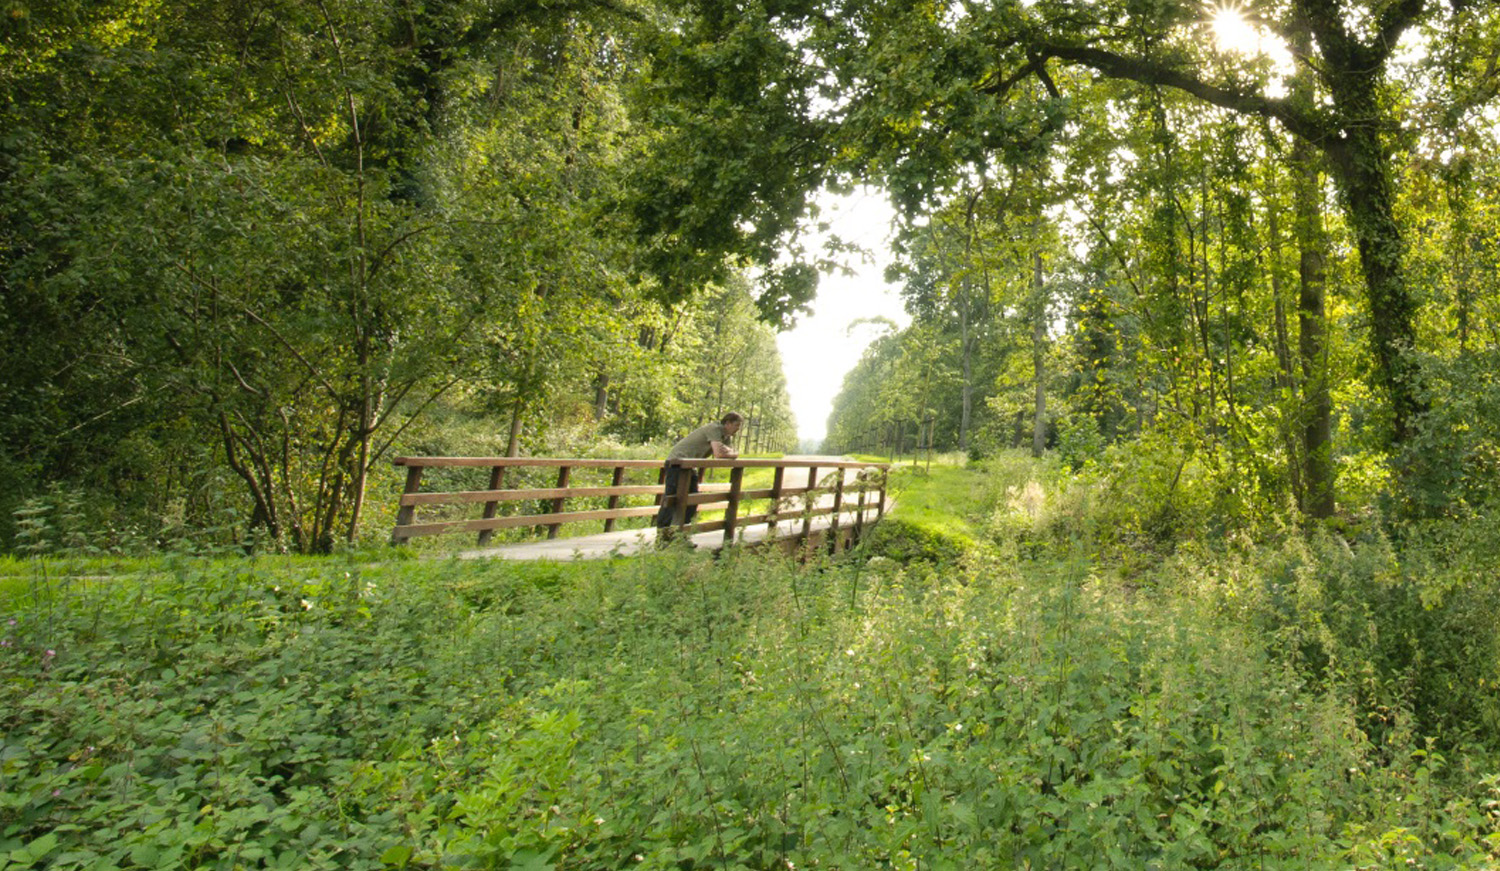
[389,456,890,550]
[656,458,889,548]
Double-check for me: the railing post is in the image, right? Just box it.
[801,465,818,543]
[548,465,571,539]
[853,472,867,542]
[477,464,507,546]
[767,465,785,536]
[603,465,626,532]
[828,471,845,553]
[671,461,692,530]
[877,467,888,520]
[723,464,744,546]
[391,463,424,545]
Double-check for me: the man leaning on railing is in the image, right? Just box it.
[655,411,743,539]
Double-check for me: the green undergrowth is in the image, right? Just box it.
[4,536,1498,869]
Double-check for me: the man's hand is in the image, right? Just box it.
[710,441,738,459]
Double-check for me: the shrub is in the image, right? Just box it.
[1394,350,1500,519]
[1160,519,1500,753]
[859,516,969,564]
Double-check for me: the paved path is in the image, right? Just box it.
[457,456,887,561]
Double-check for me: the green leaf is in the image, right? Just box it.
[508,849,555,871]
[380,844,413,867]
[10,831,59,865]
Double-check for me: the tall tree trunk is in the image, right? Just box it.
[1031,249,1047,458]
[593,372,610,420]
[959,192,982,454]
[1267,202,1307,512]
[1295,138,1336,519]
[506,397,525,457]
[959,299,973,454]
[1308,8,1425,445]
[1282,19,1335,518]
[345,376,384,545]
[1447,169,1474,354]
[1328,136,1421,443]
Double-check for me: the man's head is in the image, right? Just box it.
[721,411,745,436]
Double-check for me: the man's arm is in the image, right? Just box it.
[710,440,738,459]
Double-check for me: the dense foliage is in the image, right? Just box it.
[5,453,1500,869]
[0,0,800,553]
[7,0,1500,550]
[643,0,1500,526]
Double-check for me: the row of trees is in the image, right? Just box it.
[0,0,796,552]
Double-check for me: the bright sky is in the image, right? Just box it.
[774,188,910,445]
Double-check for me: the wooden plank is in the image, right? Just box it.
[683,491,734,507]
[403,485,663,506]
[828,473,845,553]
[853,484,866,541]
[767,466,785,529]
[728,487,777,501]
[394,505,660,539]
[673,458,891,470]
[740,485,815,500]
[726,505,853,532]
[395,457,663,469]
[680,518,728,534]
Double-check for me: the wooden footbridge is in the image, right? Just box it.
[390,455,890,560]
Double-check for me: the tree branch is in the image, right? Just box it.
[1375,0,1430,60]
[1036,42,1340,149]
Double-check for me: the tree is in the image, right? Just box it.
[888,191,994,454]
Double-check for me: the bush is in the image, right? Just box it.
[859,516,969,564]
[1159,518,1500,753]
[1393,349,1500,519]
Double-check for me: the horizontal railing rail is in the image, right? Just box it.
[389,456,889,551]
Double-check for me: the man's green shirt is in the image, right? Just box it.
[666,423,733,461]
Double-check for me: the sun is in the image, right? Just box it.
[1209,3,1261,56]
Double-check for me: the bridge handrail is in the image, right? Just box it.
[389,456,890,549]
